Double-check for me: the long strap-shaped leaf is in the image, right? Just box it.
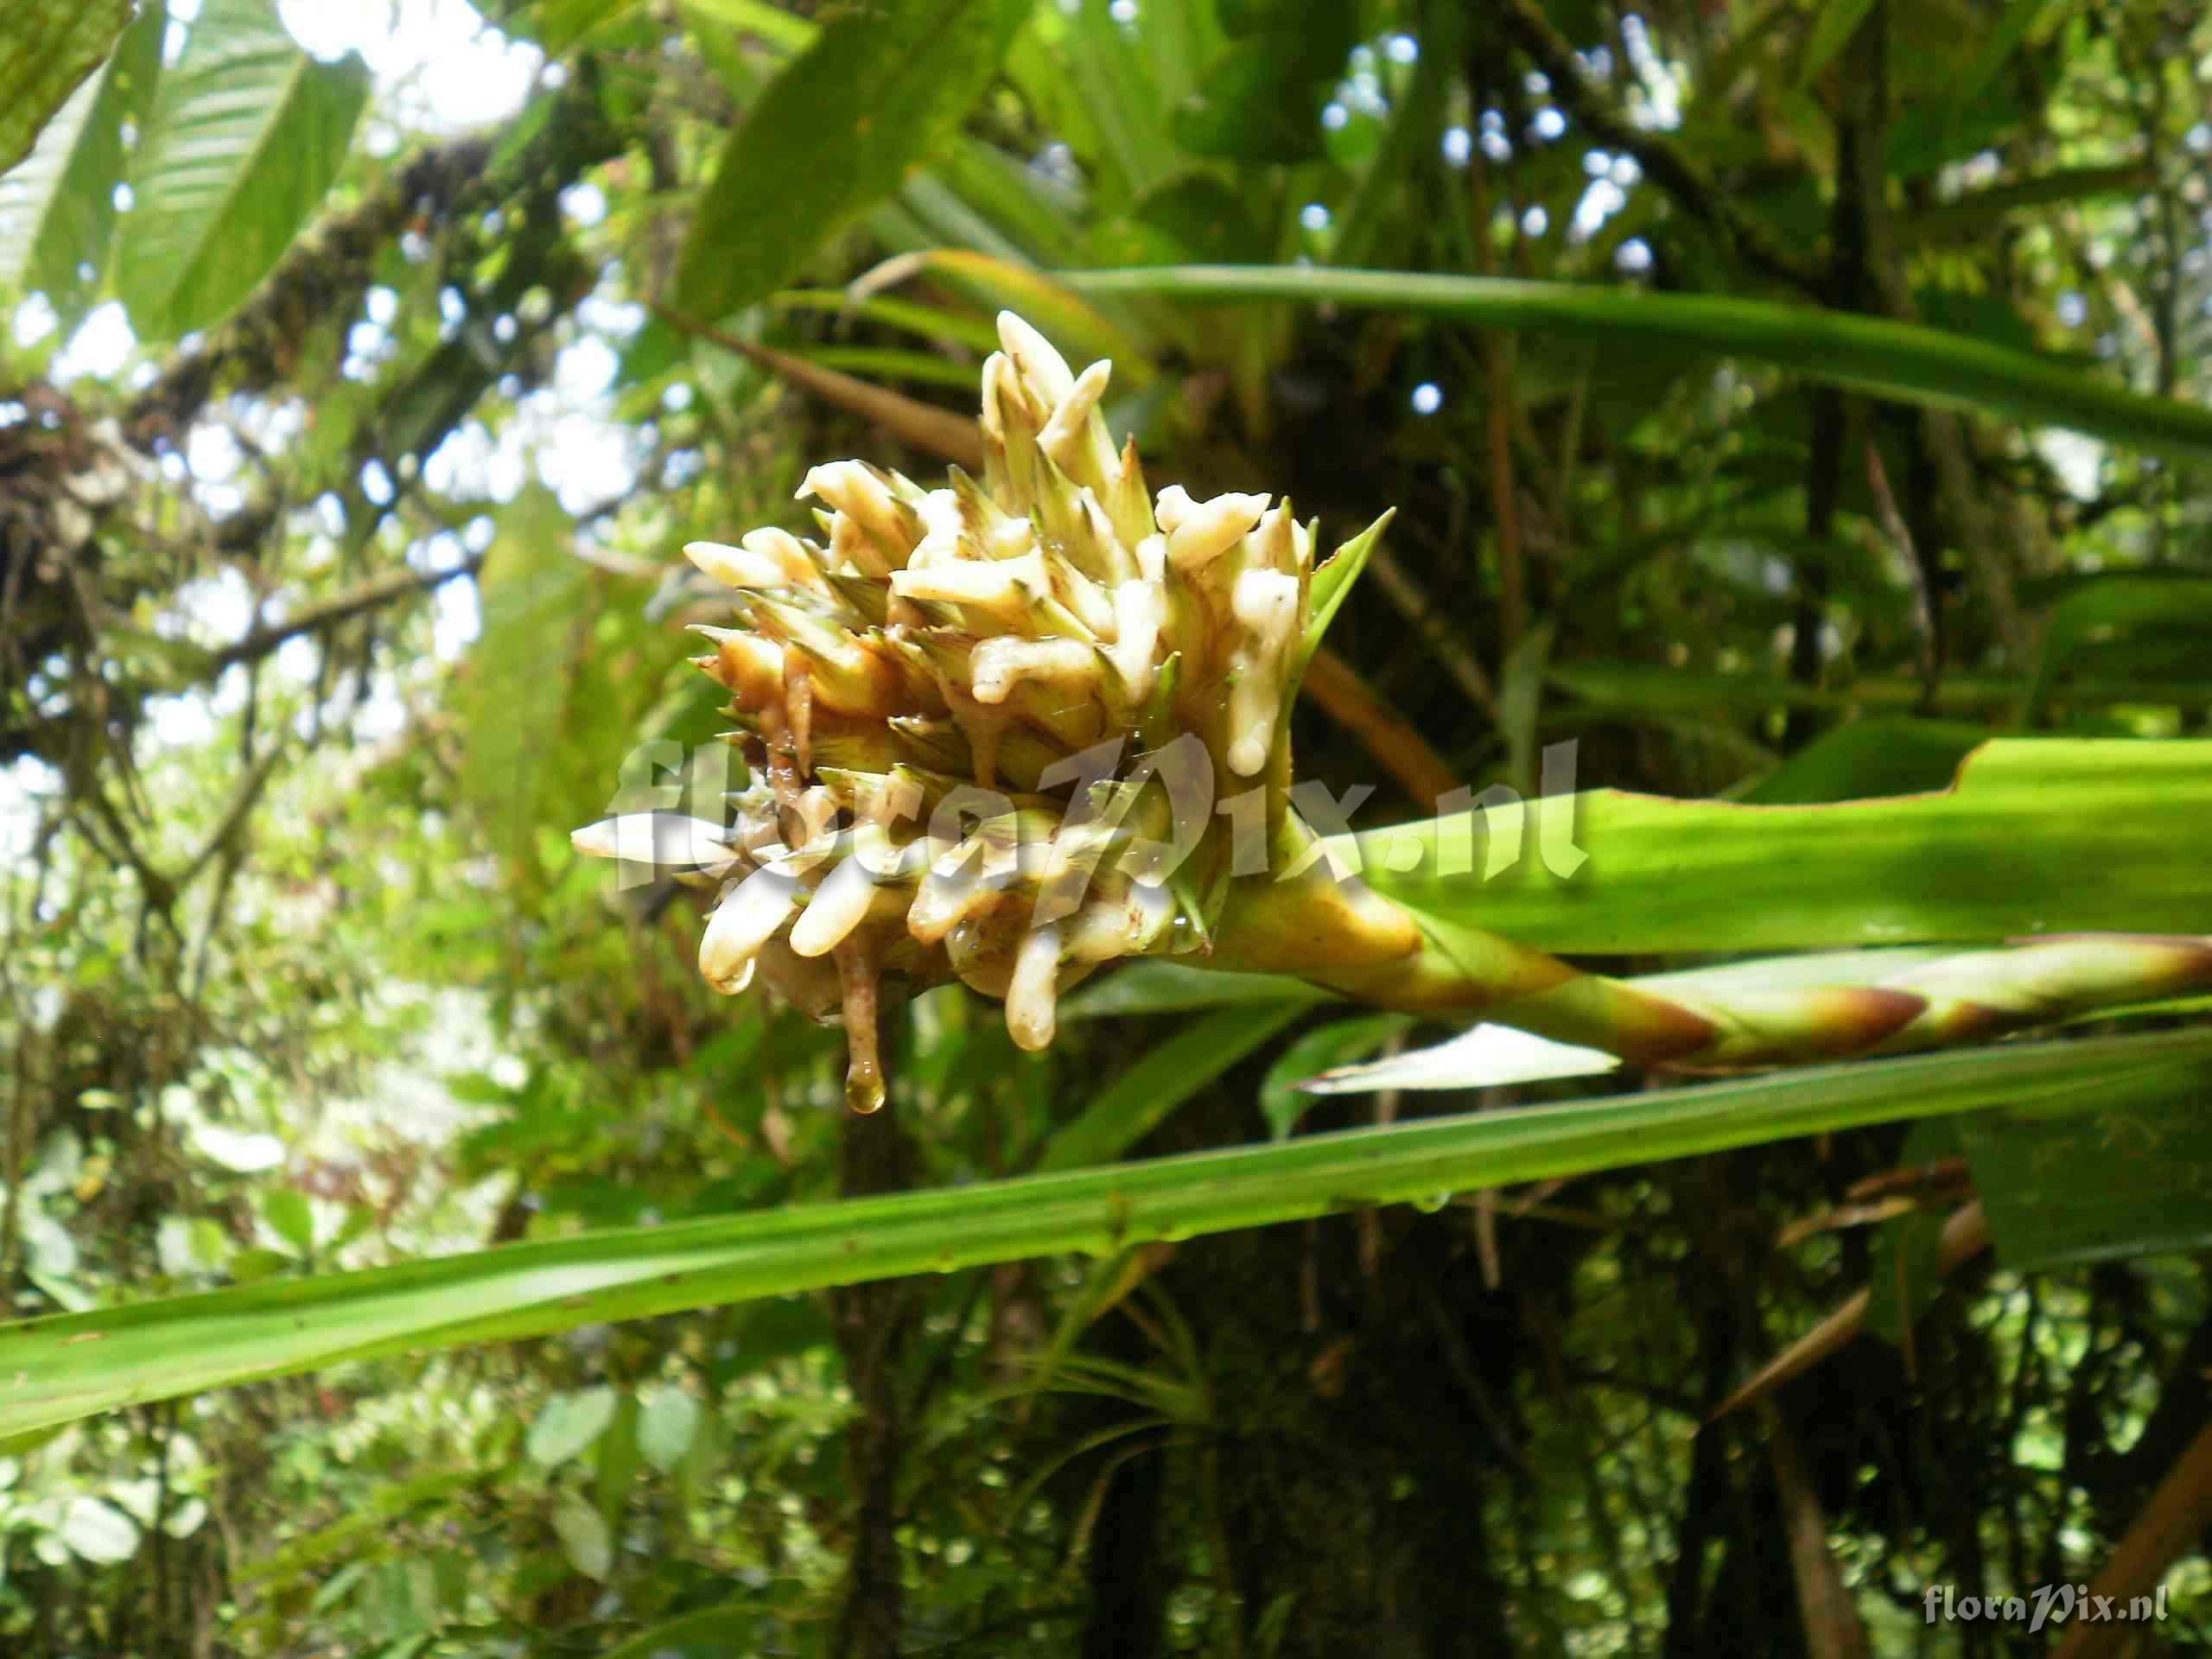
[1060,266,2212,465]
[3,1027,2209,1439]
[1344,739,2212,956]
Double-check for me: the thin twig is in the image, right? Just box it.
[1705,1201,1990,1424]
[210,557,484,671]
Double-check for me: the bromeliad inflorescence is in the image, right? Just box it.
[576,313,1389,1110]
[579,314,2212,1113]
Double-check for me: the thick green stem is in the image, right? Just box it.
[1212,819,2212,1069]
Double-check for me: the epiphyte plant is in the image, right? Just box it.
[578,315,2212,1111]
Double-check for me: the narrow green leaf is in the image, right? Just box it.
[1958,0,2049,100]
[853,249,1161,387]
[1550,661,2212,715]
[1058,266,2212,465]
[1864,1117,1965,1343]
[601,1603,768,1659]
[681,0,815,53]
[1353,739,2212,956]
[0,0,131,175]
[795,344,985,391]
[0,1,162,325]
[1299,510,1392,667]
[674,0,1033,321]
[594,1392,641,1528]
[1259,1014,1412,1139]
[771,285,1002,353]
[1036,1001,1308,1171]
[1060,958,1331,1020]
[114,0,369,340]
[1905,162,2150,245]
[5,1028,2209,1440]
[1798,0,1877,86]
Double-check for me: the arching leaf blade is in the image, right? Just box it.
[1059,265,2212,466]
[1,1027,2207,1440]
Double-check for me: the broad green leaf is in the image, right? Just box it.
[455,486,591,873]
[0,1,162,325]
[1955,1087,2212,1272]
[1059,267,2212,466]
[674,0,1033,321]
[114,0,369,340]
[526,1386,619,1467]
[0,0,132,175]
[1035,1001,1309,1170]
[1741,718,1989,805]
[2027,575,2212,717]
[635,1386,701,1473]
[1173,0,1357,165]
[1352,739,2212,956]
[550,1489,612,1580]
[258,1188,316,1257]
[5,1027,2210,1440]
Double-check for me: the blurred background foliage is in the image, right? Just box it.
[4,0,2212,1652]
